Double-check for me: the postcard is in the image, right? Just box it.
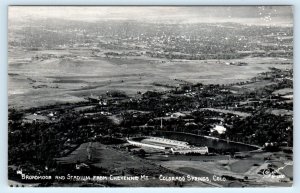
[8,6,293,187]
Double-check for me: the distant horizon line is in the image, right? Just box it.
[9,18,293,27]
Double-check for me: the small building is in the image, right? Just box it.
[210,125,226,134]
[171,112,186,118]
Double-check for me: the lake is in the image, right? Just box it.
[154,131,259,152]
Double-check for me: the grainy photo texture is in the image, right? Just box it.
[8,6,293,187]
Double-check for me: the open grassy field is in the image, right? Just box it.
[54,142,213,187]
[160,150,293,187]
[272,88,293,95]
[8,48,293,109]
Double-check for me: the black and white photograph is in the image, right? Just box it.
[7,6,293,187]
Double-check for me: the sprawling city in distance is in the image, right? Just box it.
[8,6,293,187]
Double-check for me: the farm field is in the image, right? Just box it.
[8,49,293,109]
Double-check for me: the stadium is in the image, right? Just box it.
[127,136,209,155]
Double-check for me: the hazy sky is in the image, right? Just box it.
[9,6,293,26]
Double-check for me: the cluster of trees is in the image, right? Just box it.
[224,112,292,146]
[8,107,115,175]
